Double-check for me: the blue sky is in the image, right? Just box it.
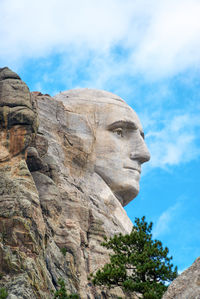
[0,0,200,274]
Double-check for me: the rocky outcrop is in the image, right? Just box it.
[162,257,200,299]
[0,67,54,298]
[0,68,145,298]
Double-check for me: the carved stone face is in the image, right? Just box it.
[93,100,150,206]
[54,89,150,206]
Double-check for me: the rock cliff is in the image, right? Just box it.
[0,67,145,299]
[162,257,200,299]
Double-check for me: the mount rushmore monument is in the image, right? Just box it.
[0,67,199,298]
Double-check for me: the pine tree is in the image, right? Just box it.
[53,279,79,299]
[0,288,8,299]
[90,216,177,299]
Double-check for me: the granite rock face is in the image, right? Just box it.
[0,67,52,298]
[0,68,150,299]
[162,257,200,299]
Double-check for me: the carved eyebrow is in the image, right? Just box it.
[107,120,138,130]
[107,120,145,139]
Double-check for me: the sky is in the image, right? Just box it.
[0,0,200,274]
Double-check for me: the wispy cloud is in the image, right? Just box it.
[153,201,182,238]
[151,195,200,270]
[145,112,200,168]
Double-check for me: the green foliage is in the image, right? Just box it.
[0,288,8,299]
[90,216,177,299]
[60,247,67,257]
[53,279,79,299]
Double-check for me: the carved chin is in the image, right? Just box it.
[114,183,140,207]
[94,166,140,206]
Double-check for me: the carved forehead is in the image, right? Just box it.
[54,88,142,130]
[54,88,125,104]
[95,102,142,131]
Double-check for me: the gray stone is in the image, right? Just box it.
[162,257,200,299]
[0,67,21,81]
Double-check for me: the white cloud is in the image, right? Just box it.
[0,0,200,79]
[153,201,181,238]
[0,0,133,58]
[132,0,200,78]
[145,113,200,168]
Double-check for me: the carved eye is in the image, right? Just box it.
[113,128,123,137]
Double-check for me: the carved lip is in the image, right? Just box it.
[124,166,141,174]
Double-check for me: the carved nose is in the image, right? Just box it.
[130,139,150,164]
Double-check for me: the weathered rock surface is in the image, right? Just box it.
[0,67,52,298]
[0,67,150,298]
[162,257,200,299]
